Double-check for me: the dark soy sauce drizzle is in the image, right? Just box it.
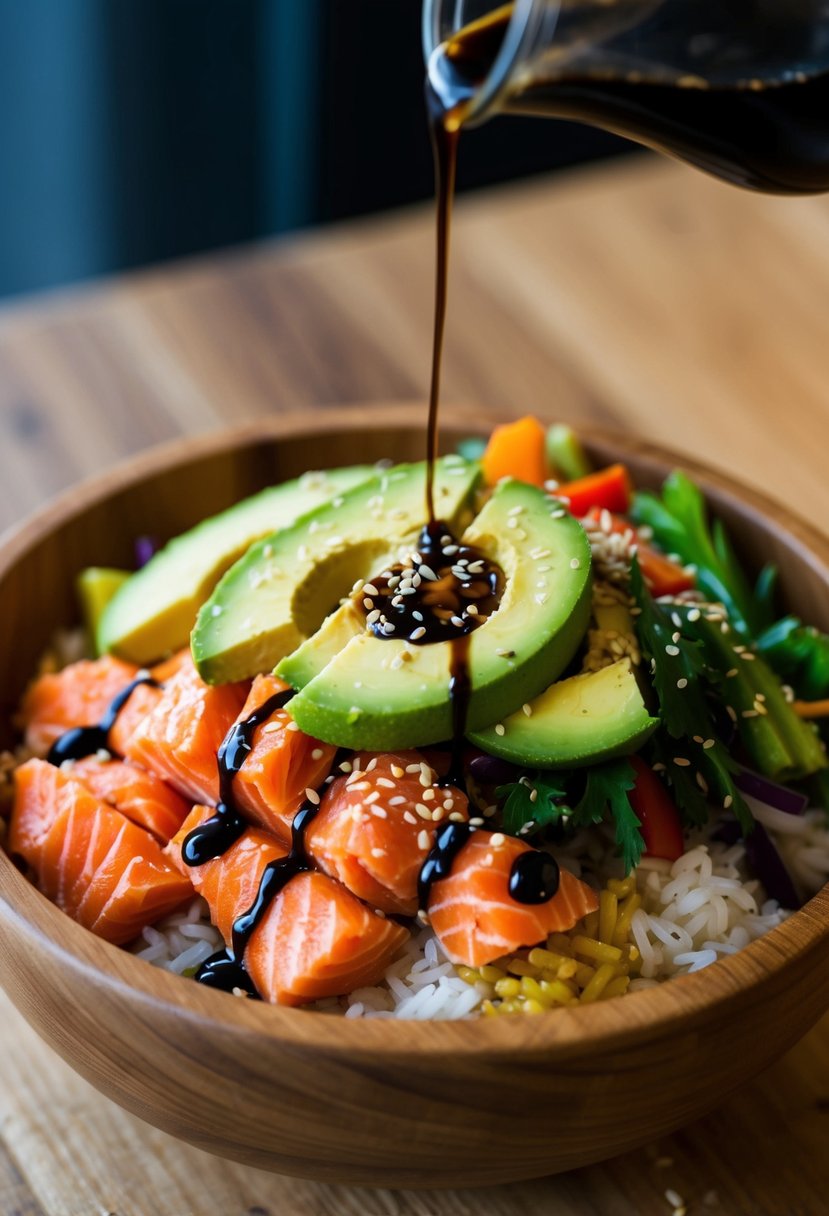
[418,820,476,907]
[194,748,350,996]
[182,688,296,867]
[46,673,160,766]
[357,521,502,795]
[508,850,560,905]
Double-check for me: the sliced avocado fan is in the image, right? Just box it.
[468,658,658,768]
[284,479,592,750]
[97,465,372,665]
[191,457,481,684]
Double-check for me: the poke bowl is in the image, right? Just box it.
[0,403,827,1189]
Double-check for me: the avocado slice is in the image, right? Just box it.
[285,479,592,750]
[191,457,481,684]
[77,567,131,653]
[97,466,372,665]
[469,658,658,769]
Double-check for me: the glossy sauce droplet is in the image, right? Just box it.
[508,850,561,905]
[46,673,160,766]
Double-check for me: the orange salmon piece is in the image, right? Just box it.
[427,833,599,967]
[306,751,469,916]
[247,871,409,1007]
[166,805,286,939]
[109,650,190,755]
[124,652,248,804]
[71,756,191,843]
[9,759,193,945]
[20,655,139,757]
[168,806,407,1005]
[231,675,336,843]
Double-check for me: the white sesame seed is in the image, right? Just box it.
[422,789,435,801]
[376,776,395,788]
[417,829,431,850]
[304,788,320,805]
[673,757,691,767]
[665,644,680,657]
[311,748,324,760]
[570,558,581,570]
[370,847,386,859]
[403,810,417,824]
[415,804,432,819]
[676,678,688,689]
[410,626,426,641]
[391,764,404,778]
[703,738,716,750]
[723,794,733,809]
[490,832,505,847]
[494,724,506,736]
[522,703,533,717]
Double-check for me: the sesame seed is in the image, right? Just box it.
[391,764,404,778]
[362,584,378,596]
[570,558,581,570]
[522,703,533,717]
[366,609,381,625]
[723,794,733,809]
[469,817,485,827]
[451,616,465,628]
[687,608,701,622]
[494,724,506,736]
[419,564,437,581]
[311,748,324,760]
[726,668,739,678]
[702,738,716,750]
[285,720,300,732]
[370,847,386,859]
[417,830,431,850]
[490,832,505,846]
[529,788,538,803]
[422,789,436,801]
[665,1192,684,1212]
[389,795,407,806]
[304,788,320,805]
[742,709,759,718]
[726,705,738,722]
[676,678,688,689]
[403,811,417,824]
[390,655,404,670]
[376,776,395,788]
[448,811,466,822]
[410,626,426,641]
[673,757,691,767]
[416,804,432,819]
[431,808,444,821]
[508,504,525,516]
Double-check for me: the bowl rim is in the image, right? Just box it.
[1,403,827,1058]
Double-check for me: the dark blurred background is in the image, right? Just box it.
[0,0,631,301]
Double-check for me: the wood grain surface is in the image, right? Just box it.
[1,156,828,1213]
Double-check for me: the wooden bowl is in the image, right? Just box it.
[0,404,827,1189]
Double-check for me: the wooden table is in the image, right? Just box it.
[1,157,828,1216]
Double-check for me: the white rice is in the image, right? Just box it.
[134,807,829,1018]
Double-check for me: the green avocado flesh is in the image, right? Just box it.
[77,567,130,654]
[192,458,481,684]
[97,466,372,665]
[285,479,592,751]
[469,658,658,768]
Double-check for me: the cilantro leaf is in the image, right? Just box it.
[571,757,643,873]
[631,559,753,834]
[497,773,569,837]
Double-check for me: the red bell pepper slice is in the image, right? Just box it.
[628,756,685,862]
